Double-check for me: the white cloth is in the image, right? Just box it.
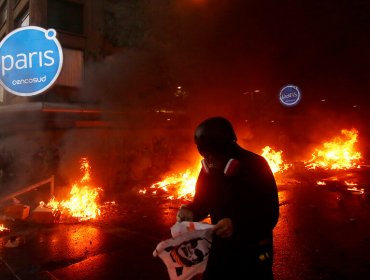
[154,222,214,280]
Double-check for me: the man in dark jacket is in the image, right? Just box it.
[177,116,279,279]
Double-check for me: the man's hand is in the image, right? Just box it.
[176,205,194,222]
[213,218,233,238]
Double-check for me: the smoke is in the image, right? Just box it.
[2,0,370,199]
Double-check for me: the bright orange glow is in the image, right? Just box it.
[140,146,291,200]
[316,181,326,186]
[347,186,365,194]
[305,129,362,170]
[43,158,102,221]
[344,181,358,186]
[261,146,290,174]
[0,224,9,232]
[139,161,201,201]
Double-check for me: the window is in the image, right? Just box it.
[15,7,29,28]
[47,0,84,35]
[56,48,84,87]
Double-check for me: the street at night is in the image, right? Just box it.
[1,0,370,279]
[1,177,370,280]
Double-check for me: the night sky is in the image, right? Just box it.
[85,0,370,156]
[176,0,370,104]
[216,1,370,98]
[99,0,370,106]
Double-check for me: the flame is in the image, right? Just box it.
[0,224,9,232]
[44,158,102,221]
[346,186,365,194]
[261,146,290,174]
[140,146,291,200]
[305,129,362,170]
[344,181,358,186]
[139,162,201,200]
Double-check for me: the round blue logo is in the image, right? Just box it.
[279,84,301,106]
[0,26,63,96]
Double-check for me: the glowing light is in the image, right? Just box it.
[139,161,201,201]
[0,224,9,232]
[347,187,365,194]
[42,158,102,221]
[261,146,290,174]
[344,181,358,186]
[305,129,362,170]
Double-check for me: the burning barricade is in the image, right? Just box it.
[305,128,363,170]
[138,146,293,202]
[36,158,104,223]
[303,128,370,197]
[139,162,201,202]
[138,127,370,203]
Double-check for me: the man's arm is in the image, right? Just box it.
[178,171,210,222]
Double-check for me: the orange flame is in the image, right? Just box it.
[261,146,290,174]
[140,146,292,200]
[344,181,358,186]
[140,146,291,200]
[0,224,9,232]
[139,162,201,201]
[305,129,362,170]
[347,186,365,194]
[43,158,102,221]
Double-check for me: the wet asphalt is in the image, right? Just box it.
[1,182,370,280]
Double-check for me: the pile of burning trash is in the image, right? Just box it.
[0,158,118,241]
[138,128,369,200]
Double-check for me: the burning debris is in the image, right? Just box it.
[139,161,201,201]
[0,224,10,234]
[39,158,103,222]
[315,171,368,196]
[261,146,290,174]
[139,147,292,201]
[137,128,368,202]
[305,129,362,170]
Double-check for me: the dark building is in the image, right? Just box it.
[0,0,190,193]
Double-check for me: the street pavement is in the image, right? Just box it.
[1,183,370,280]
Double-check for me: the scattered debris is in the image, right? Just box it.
[5,235,26,248]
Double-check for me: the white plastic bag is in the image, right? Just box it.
[154,222,214,280]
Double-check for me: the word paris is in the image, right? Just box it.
[2,51,55,76]
[279,84,301,106]
[0,26,63,96]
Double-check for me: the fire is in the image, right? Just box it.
[139,162,201,201]
[261,146,290,174]
[0,224,9,232]
[140,146,291,200]
[347,186,365,194]
[43,158,102,221]
[305,129,362,170]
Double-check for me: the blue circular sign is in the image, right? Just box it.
[0,26,63,96]
[279,84,301,106]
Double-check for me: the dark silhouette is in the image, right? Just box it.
[177,116,279,279]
